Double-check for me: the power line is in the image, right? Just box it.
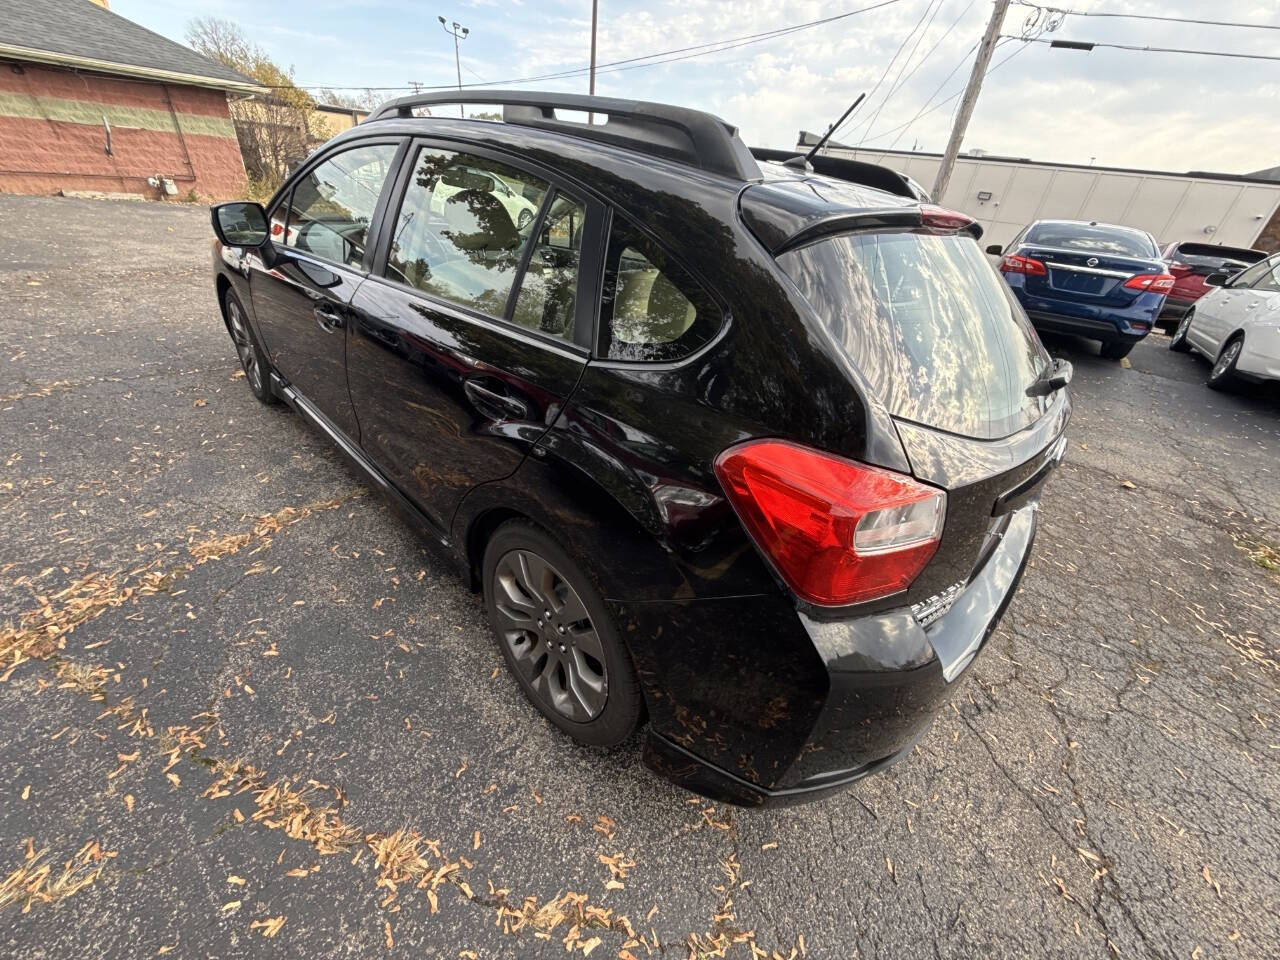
[860,37,1029,148]
[1011,1,1280,32]
[280,0,909,92]
[853,0,979,142]
[833,0,940,144]
[860,0,948,142]
[1017,35,1280,62]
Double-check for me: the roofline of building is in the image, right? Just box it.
[796,132,1280,188]
[0,43,266,95]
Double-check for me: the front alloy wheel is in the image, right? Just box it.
[1169,311,1193,353]
[225,292,275,405]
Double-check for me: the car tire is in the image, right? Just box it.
[1168,311,1193,353]
[224,289,276,405]
[517,209,533,230]
[1207,335,1243,391]
[482,521,643,747]
[1099,340,1134,361]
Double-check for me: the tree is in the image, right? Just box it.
[186,18,318,190]
[314,88,385,112]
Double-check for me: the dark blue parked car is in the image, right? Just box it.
[988,220,1173,360]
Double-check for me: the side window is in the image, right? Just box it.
[599,217,721,361]
[510,191,587,339]
[287,143,398,268]
[1247,258,1280,293]
[1230,259,1272,288]
[386,148,550,319]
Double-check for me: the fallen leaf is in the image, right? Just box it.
[1120,480,1137,490]
[124,794,135,812]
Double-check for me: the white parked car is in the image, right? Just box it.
[1169,251,1280,389]
[429,165,540,230]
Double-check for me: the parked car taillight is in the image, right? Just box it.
[714,439,945,606]
[1000,254,1047,276]
[1167,261,1190,275]
[1124,273,1176,293]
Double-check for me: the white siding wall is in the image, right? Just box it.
[823,147,1280,252]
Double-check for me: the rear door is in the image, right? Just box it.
[251,139,404,438]
[345,140,602,534]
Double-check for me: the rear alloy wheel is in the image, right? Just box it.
[1207,336,1243,391]
[483,522,642,747]
[225,291,276,405]
[1169,311,1193,353]
[1099,340,1134,361]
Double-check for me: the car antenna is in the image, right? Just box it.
[785,93,867,171]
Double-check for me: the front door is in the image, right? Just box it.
[250,140,402,438]
[346,142,600,535]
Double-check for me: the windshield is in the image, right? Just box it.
[1025,223,1157,259]
[779,231,1051,441]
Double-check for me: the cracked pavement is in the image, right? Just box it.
[1,194,1278,958]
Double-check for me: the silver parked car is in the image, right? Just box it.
[1169,251,1280,389]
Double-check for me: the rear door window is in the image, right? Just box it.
[779,231,1051,441]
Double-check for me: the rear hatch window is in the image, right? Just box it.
[779,231,1050,441]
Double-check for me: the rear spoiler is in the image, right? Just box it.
[749,147,924,201]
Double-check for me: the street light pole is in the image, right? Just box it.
[931,0,1010,202]
[437,16,469,117]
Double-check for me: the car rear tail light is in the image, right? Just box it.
[1168,261,1190,275]
[919,204,975,234]
[713,439,945,606]
[1124,273,1176,293]
[1000,254,1047,276]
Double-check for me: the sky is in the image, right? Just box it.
[110,0,1280,175]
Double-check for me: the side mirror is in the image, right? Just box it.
[985,244,1003,255]
[1204,272,1229,288]
[211,201,269,247]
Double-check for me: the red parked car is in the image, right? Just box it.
[1159,241,1267,328]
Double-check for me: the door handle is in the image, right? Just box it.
[463,378,528,420]
[314,302,344,332]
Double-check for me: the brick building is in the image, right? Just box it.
[0,0,261,200]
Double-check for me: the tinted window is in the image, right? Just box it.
[1025,223,1157,259]
[386,148,548,318]
[286,143,398,267]
[600,218,720,361]
[779,231,1050,441]
[510,192,587,339]
[1169,243,1265,272]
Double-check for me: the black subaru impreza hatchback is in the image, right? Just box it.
[209,91,1069,806]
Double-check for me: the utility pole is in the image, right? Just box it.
[589,0,598,97]
[931,0,1010,202]
[437,16,469,116]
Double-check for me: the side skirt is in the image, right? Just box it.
[271,373,467,578]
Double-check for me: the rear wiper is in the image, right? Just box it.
[1026,358,1073,397]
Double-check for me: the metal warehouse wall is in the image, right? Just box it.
[822,146,1280,253]
[0,62,247,200]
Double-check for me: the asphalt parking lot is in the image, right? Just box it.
[2,193,1278,959]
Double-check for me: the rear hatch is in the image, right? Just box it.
[774,225,1069,605]
[1167,243,1266,301]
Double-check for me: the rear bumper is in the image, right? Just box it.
[1025,311,1146,345]
[631,502,1040,807]
[1007,283,1157,342]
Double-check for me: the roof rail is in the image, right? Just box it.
[365,90,762,181]
[750,147,921,201]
